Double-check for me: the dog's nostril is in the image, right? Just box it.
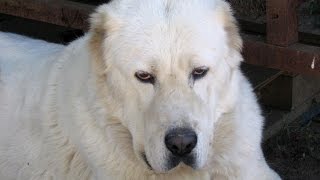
[172,145,179,151]
[165,128,197,157]
[186,144,192,149]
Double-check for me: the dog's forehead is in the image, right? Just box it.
[111,4,228,67]
[103,0,233,74]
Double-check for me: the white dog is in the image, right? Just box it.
[0,0,281,179]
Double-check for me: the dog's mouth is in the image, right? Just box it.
[166,153,197,171]
[141,153,153,170]
[141,152,197,172]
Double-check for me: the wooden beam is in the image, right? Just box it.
[259,74,320,110]
[266,0,299,46]
[243,34,320,75]
[0,0,94,30]
[241,63,282,91]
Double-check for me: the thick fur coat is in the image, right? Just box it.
[0,0,280,179]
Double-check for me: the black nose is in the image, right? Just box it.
[165,128,197,157]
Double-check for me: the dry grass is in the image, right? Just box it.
[263,114,320,179]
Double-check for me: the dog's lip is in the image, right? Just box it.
[140,153,196,172]
[166,153,197,171]
[141,152,153,170]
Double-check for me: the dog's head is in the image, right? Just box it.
[89,0,242,173]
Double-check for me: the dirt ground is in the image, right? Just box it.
[263,113,320,180]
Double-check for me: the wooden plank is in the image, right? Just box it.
[243,34,320,75]
[0,0,94,30]
[263,92,320,140]
[0,13,84,44]
[266,0,299,46]
[260,75,294,110]
[69,0,109,6]
[238,19,320,46]
[241,63,282,91]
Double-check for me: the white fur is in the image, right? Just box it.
[0,0,281,179]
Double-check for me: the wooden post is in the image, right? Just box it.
[266,0,299,46]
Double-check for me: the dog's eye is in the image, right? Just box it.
[135,71,155,84]
[191,66,209,80]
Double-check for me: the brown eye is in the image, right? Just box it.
[192,66,209,80]
[135,71,155,84]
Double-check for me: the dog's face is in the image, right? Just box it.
[90,0,242,173]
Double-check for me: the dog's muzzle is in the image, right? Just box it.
[164,128,198,170]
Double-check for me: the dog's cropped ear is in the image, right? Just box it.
[89,4,121,74]
[215,2,243,68]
